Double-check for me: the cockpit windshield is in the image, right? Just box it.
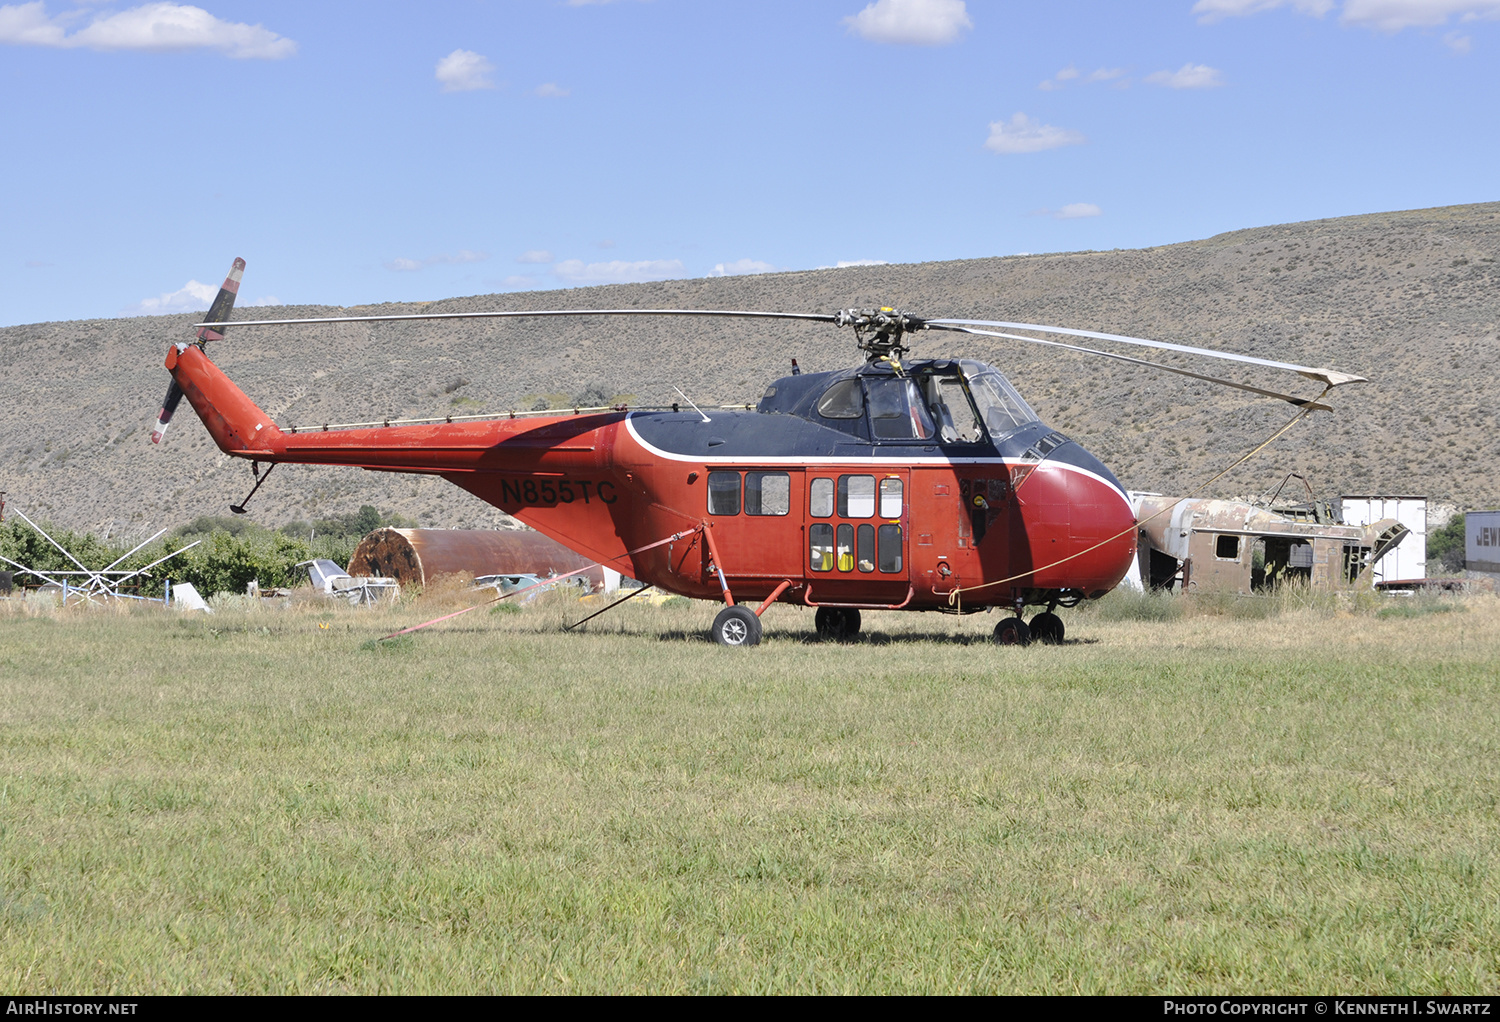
[960,360,1038,438]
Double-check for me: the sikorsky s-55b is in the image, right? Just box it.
[154,258,1364,646]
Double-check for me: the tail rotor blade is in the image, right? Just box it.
[196,256,246,343]
[150,379,185,444]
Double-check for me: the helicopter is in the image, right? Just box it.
[152,258,1365,646]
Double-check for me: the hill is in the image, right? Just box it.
[2,201,1496,538]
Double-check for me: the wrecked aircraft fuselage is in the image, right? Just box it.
[1131,495,1409,595]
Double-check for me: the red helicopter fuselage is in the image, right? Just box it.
[166,340,1137,619]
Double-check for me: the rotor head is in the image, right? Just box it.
[834,308,927,362]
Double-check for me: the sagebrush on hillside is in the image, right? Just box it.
[3,202,1496,539]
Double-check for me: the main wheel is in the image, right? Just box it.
[1029,612,1065,645]
[712,605,762,647]
[992,616,1032,646]
[814,607,861,640]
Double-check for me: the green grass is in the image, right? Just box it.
[2,590,1499,993]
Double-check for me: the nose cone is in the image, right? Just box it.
[1016,444,1136,596]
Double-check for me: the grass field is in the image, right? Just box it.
[2,588,1498,994]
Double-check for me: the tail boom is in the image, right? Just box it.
[166,342,620,476]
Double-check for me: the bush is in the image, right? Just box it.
[169,530,313,596]
[1428,514,1466,574]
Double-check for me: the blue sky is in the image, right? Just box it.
[1,0,1496,327]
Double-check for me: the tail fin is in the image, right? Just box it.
[151,257,245,444]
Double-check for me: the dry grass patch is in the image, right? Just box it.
[2,592,1498,992]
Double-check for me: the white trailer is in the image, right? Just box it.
[1467,510,1500,578]
[1341,495,1427,582]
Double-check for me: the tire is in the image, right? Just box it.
[1029,612,1065,645]
[712,605,762,647]
[992,616,1031,646]
[814,607,861,640]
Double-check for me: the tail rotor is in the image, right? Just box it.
[151,256,245,444]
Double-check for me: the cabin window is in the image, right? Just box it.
[809,477,834,518]
[838,474,876,518]
[879,477,903,519]
[878,524,902,573]
[745,471,790,516]
[836,524,855,571]
[1215,534,1241,560]
[707,471,740,515]
[816,379,864,419]
[857,524,875,572]
[809,524,834,571]
[867,378,935,440]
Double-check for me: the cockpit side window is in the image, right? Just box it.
[816,379,864,419]
[866,378,935,441]
[966,370,1037,438]
[917,372,983,444]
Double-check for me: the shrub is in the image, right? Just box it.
[1428,514,1466,574]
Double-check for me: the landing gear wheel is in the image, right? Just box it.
[993,616,1032,646]
[814,607,861,640]
[712,605,762,647]
[1029,612,1065,645]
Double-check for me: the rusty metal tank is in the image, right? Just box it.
[348,528,603,587]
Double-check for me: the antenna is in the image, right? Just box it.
[672,386,711,423]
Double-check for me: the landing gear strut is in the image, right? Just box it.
[814,607,861,641]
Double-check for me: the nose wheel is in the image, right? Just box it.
[1029,611,1065,645]
[992,616,1031,646]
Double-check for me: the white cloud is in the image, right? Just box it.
[1445,28,1474,47]
[533,82,569,97]
[121,280,281,316]
[1056,203,1103,219]
[385,250,489,272]
[0,2,295,58]
[1192,0,1333,21]
[552,258,685,285]
[984,113,1086,154]
[435,49,496,92]
[1192,0,1500,30]
[1341,0,1500,30]
[427,250,487,265]
[124,278,216,315]
[1145,63,1225,88]
[517,250,554,264]
[1040,65,1129,89]
[708,259,780,277]
[815,258,889,268]
[843,0,972,44]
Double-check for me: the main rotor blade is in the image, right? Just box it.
[926,318,1366,390]
[932,324,1334,410]
[195,308,839,329]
